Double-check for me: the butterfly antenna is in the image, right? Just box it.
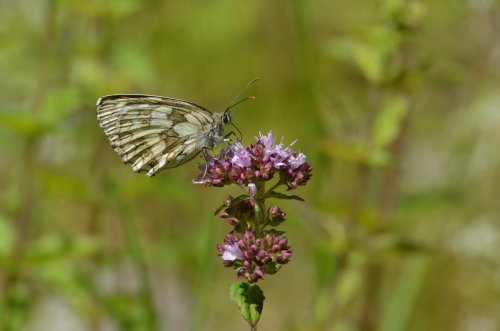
[224,78,259,113]
[224,96,255,114]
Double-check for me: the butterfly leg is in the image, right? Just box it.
[201,149,209,180]
[228,122,243,140]
[224,131,239,143]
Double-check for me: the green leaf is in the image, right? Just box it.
[266,191,305,202]
[372,95,408,148]
[214,195,247,216]
[229,194,251,208]
[380,257,430,331]
[382,0,406,16]
[336,265,363,309]
[351,42,384,83]
[26,234,101,264]
[265,229,285,236]
[367,148,391,167]
[0,111,50,137]
[229,282,265,327]
[263,262,281,275]
[214,203,227,216]
[324,26,401,84]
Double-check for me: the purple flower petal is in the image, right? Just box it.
[194,131,312,189]
[230,141,252,167]
[288,152,307,170]
[221,243,243,261]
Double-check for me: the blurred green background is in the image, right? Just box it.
[1,0,500,330]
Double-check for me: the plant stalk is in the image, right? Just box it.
[254,181,266,235]
[112,192,158,331]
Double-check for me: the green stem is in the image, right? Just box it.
[264,178,284,197]
[254,181,266,235]
[112,191,158,331]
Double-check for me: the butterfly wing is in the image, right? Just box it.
[96,94,219,177]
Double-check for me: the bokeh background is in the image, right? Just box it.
[1,0,500,330]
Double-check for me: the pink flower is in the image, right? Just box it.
[221,243,243,261]
[194,131,312,189]
[217,230,292,284]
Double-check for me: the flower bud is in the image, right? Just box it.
[267,205,286,226]
[247,183,257,197]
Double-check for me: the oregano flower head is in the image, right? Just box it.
[217,230,292,284]
[194,131,312,189]
[194,131,311,329]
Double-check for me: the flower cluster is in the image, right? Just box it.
[195,131,311,285]
[217,230,292,284]
[194,132,312,189]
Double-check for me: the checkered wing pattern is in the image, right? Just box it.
[97,94,225,177]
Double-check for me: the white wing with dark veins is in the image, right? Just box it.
[96,94,223,177]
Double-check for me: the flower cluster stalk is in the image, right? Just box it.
[254,181,265,235]
[194,131,312,329]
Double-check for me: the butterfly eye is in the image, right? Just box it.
[222,113,232,124]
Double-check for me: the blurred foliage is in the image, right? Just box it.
[1,0,500,330]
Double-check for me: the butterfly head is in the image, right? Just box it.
[221,112,232,124]
[221,95,255,141]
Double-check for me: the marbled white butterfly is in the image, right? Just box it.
[96,81,255,177]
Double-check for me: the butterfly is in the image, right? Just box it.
[96,81,255,177]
